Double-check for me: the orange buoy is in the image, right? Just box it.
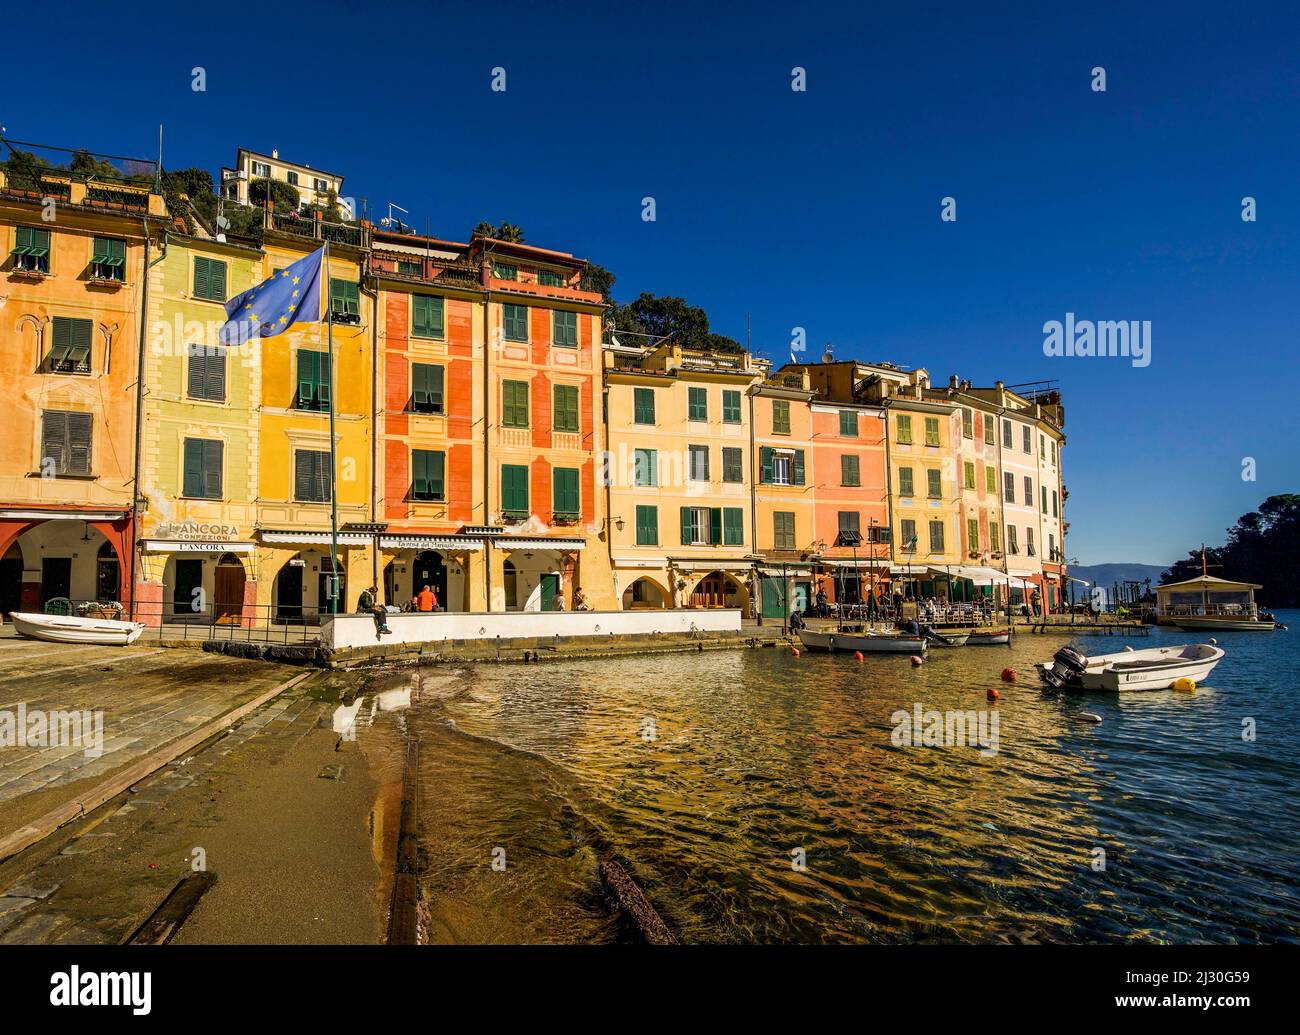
[987,687,1000,701]
[1001,667,1016,683]
[910,655,924,666]
[853,651,865,662]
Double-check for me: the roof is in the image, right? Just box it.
[1156,574,1262,592]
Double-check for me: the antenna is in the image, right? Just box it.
[380,202,410,231]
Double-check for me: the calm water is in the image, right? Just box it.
[381,614,1300,944]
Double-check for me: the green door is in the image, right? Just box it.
[540,573,559,611]
[761,575,788,619]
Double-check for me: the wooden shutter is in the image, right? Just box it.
[66,412,92,474]
[724,508,743,545]
[709,508,722,545]
[41,411,67,472]
[203,440,223,498]
[297,350,317,406]
[183,439,204,497]
[680,506,692,545]
[194,257,209,299]
[553,468,579,515]
[793,450,805,485]
[295,450,312,500]
[207,347,227,401]
[760,446,773,483]
[429,451,444,499]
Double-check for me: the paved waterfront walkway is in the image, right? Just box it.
[0,629,301,838]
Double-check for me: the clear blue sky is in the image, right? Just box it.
[7,0,1297,566]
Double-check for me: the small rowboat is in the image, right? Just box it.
[797,625,927,654]
[7,611,146,646]
[925,628,970,647]
[967,629,1012,646]
[1036,642,1224,692]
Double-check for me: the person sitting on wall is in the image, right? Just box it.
[357,585,391,635]
[416,584,437,612]
[573,587,590,611]
[790,610,806,632]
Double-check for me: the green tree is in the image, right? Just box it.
[249,176,301,213]
[472,220,525,242]
[1163,494,1300,606]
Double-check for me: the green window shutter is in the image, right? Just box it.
[503,380,529,427]
[183,439,204,497]
[688,387,707,421]
[412,295,444,338]
[15,225,33,252]
[412,364,444,412]
[65,412,92,475]
[760,446,773,483]
[193,257,209,299]
[41,411,67,472]
[841,454,860,486]
[635,505,658,545]
[773,400,790,434]
[839,410,857,436]
[203,440,224,498]
[722,389,741,424]
[896,415,912,443]
[986,467,997,493]
[925,417,940,446]
[330,279,359,317]
[553,467,579,516]
[298,350,319,408]
[553,310,578,347]
[504,304,529,342]
[412,450,445,500]
[723,507,744,546]
[928,469,942,497]
[793,450,805,485]
[680,506,692,546]
[553,384,579,432]
[722,446,743,483]
[502,465,529,514]
[899,467,914,496]
[965,462,975,489]
[185,439,222,498]
[634,387,655,424]
[709,507,723,546]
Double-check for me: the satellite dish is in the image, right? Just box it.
[216,215,231,230]
[610,333,622,348]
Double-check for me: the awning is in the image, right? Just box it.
[890,563,931,575]
[495,537,585,551]
[0,509,129,522]
[259,530,371,546]
[141,539,254,553]
[955,565,1014,585]
[668,558,754,572]
[379,535,484,551]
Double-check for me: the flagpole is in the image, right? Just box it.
[325,238,340,615]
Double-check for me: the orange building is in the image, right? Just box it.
[0,151,165,616]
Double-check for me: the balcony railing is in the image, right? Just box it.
[269,211,368,248]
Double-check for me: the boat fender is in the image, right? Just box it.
[1172,678,1197,692]
[1001,667,1016,683]
[987,688,1000,701]
[910,655,924,667]
[1123,645,1134,652]
[853,651,864,663]
[1078,712,1103,723]
[1209,637,1218,645]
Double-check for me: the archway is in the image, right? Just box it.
[412,551,448,609]
[0,542,23,617]
[622,576,669,610]
[96,540,121,603]
[690,571,748,610]
[503,559,518,610]
[274,554,307,623]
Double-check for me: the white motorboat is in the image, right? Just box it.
[1168,615,1277,632]
[797,625,927,654]
[1037,642,1224,692]
[966,629,1012,646]
[7,611,146,646]
[925,628,970,647]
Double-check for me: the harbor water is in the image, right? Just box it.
[370,614,1300,944]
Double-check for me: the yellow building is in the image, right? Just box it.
[603,341,764,611]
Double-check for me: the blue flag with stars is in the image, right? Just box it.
[219,246,324,346]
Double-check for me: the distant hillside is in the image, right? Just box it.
[1070,563,1169,593]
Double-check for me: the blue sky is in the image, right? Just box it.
[7,0,1297,565]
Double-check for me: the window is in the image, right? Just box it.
[772,399,790,434]
[984,417,995,445]
[1049,533,1056,560]
[900,519,917,551]
[553,383,579,432]
[722,389,742,424]
[397,259,421,276]
[1022,425,1032,452]
[296,350,330,410]
[90,236,126,281]
[251,161,270,177]
[1040,434,1047,459]
[773,511,796,550]
[411,363,444,413]
[839,410,857,437]
[760,447,804,485]
[411,449,445,501]
[501,464,529,517]
[294,450,330,502]
[41,410,92,476]
[492,262,518,281]
[193,256,227,302]
[1042,485,1048,513]
[1002,419,1013,448]
[724,507,744,546]
[1052,441,1058,466]
[539,269,565,287]
[838,512,861,538]
[986,467,997,494]
[688,444,709,481]
[924,417,940,446]
[927,469,942,498]
[1023,476,1033,506]
[896,414,912,444]
[12,225,51,272]
[1004,471,1015,503]
[553,310,578,347]
[312,177,326,193]
[990,521,1001,552]
[841,454,860,486]
[286,170,299,186]
[553,467,580,518]
[898,466,914,497]
[928,520,945,552]
[412,294,444,338]
[635,504,659,545]
[634,448,658,487]
[688,386,708,421]
[680,506,719,546]
[503,303,528,341]
[633,387,655,425]
[1052,490,1059,517]
[1008,525,1019,554]
[1027,526,1036,555]
[46,317,93,374]
[187,344,227,401]
[182,439,223,499]
[502,380,529,428]
[329,279,360,323]
[967,518,980,552]
[961,407,973,439]
[964,461,976,489]
[722,446,743,484]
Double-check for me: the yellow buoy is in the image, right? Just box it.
[1172,677,1197,692]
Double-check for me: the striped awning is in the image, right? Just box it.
[495,537,585,550]
[259,530,371,546]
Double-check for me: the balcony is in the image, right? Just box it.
[369,250,480,287]
[269,211,368,249]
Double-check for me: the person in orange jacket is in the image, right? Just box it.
[415,584,438,612]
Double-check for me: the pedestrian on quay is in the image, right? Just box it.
[358,585,391,636]
[416,584,438,612]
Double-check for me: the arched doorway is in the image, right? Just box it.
[503,559,518,610]
[0,542,23,616]
[95,540,121,603]
[412,551,447,609]
[690,570,748,610]
[275,554,306,623]
[213,552,246,625]
[622,576,668,610]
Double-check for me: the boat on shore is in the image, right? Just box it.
[1036,642,1224,692]
[924,628,970,647]
[797,624,927,654]
[967,629,1012,646]
[7,611,146,646]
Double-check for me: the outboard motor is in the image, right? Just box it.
[1045,646,1088,688]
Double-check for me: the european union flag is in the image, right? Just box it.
[219,246,324,346]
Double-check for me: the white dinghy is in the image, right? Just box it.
[1037,641,1224,692]
[797,624,927,654]
[7,611,146,647]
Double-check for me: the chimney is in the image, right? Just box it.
[949,374,960,389]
